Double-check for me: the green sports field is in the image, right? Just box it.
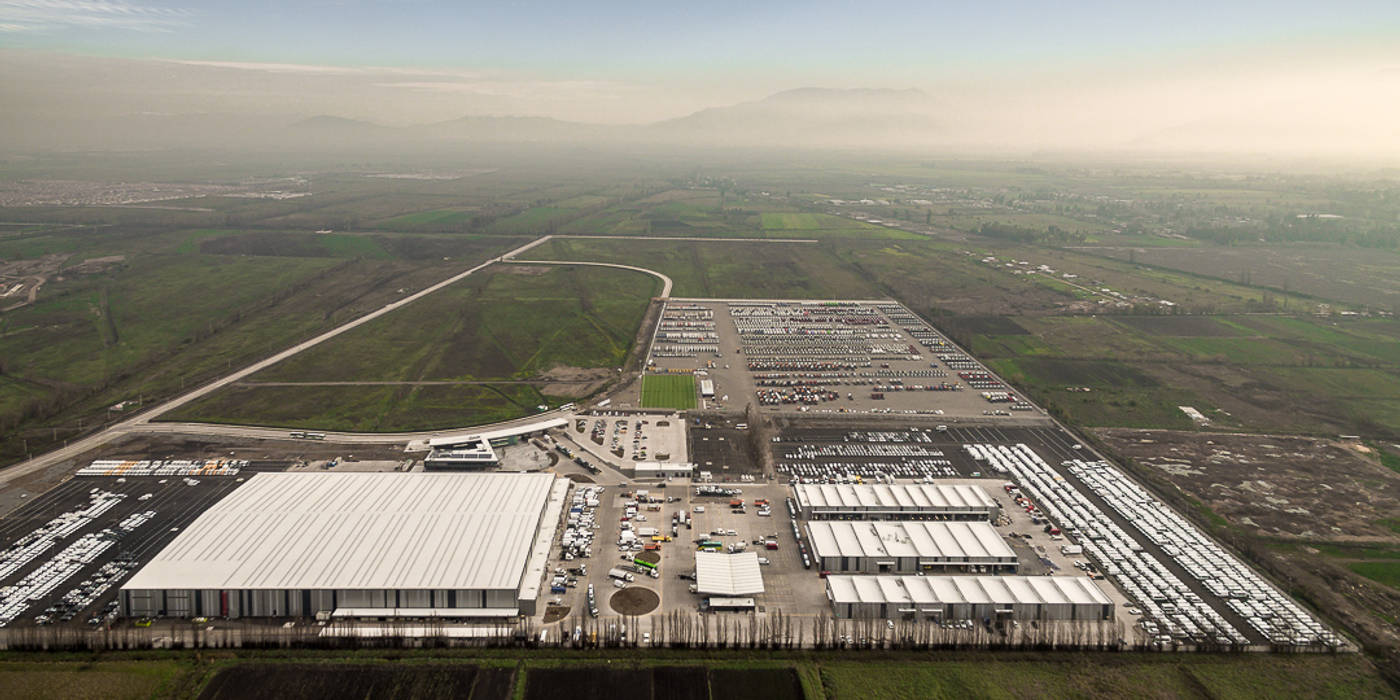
[640,374,697,409]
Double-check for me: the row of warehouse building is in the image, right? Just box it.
[794,482,1115,623]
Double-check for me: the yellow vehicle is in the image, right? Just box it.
[651,535,672,542]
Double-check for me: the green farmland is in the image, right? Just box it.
[640,374,697,409]
[165,264,657,429]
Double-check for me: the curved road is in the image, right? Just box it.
[504,259,673,298]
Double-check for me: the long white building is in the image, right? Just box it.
[121,472,567,619]
[793,483,999,521]
[806,520,1018,573]
[826,575,1114,621]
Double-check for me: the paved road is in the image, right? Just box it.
[505,259,673,298]
[0,235,553,486]
[0,232,802,484]
[107,410,578,446]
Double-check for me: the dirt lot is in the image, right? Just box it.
[1096,429,1400,541]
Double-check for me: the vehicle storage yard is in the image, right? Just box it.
[645,299,1039,419]
[0,298,1349,655]
[0,469,253,629]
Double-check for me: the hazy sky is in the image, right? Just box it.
[4,0,1398,81]
[3,0,1399,156]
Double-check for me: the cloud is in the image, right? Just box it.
[0,0,190,33]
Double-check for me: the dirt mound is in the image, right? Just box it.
[609,586,659,615]
[542,605,570,623]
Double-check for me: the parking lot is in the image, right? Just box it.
[533,445,1131,643]
[552,411,688,476]
[646,299,1039,419]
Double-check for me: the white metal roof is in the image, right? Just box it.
[123,472,558,592]
[806,521,1016,562]
[695,551,765,596]
[794,483,997,513]
[826,575,1112,607]
[427,418,567,448]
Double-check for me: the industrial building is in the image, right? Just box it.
[694,551,764,597]
[806,521,1017,573]
[423,418,567,470]
[633,461,696,479]
[120,472,567,619]
[825,575,1114,621]
[793,483,999,521]
[423,437,498,469]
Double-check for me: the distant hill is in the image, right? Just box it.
[651,87,943,147]
[416,115,619,142]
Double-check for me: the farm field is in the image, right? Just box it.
[640,374,698,410]
[0,651,1392,700]
[939,313,1400,437]
[819,655,1396,699]
[198,663,508,700]
[1089,244,1400,312]
[532,237,880,299]
[165,264,656,429]
[0,659,188,700]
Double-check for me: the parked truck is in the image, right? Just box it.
[608,568,636,582]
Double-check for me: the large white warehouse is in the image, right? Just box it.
[793,483,999,521]
[806,520,1018,573]
[121,472,567,619]
[826,575,1114,621]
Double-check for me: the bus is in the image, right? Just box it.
[697,540,722,551]
[633,558,657,570]
[305,432,327,440]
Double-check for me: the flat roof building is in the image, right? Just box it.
[633,462,696,479]
[806,521,1017,573]
[793,483,999,521]
[694,551,764,597]
[826,575,1114,621]
[424,437,498,470]
[121,472,567,619]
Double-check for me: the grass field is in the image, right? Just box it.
[1349,561,1400,590]
[0,660,187,700]
[165,264,655,429]
[0,223,518,467]
[640,374,697,409]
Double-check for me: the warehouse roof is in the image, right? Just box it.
[695,551,764,596]
[124,472,558,592]
[826,575,1112,607]
[806,521,1015,561]
[794,483,996,512]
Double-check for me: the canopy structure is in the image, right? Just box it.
[694,551,764,596]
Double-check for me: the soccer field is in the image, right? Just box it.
[640,375,697,409]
